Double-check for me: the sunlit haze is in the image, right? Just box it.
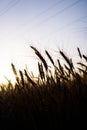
[0,0,87,84]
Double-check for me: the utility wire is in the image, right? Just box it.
[20,0,65,27]
[0,0,13,11]
[40,15,87,41]
[0,0,21,17]
[24,0,82,34]
[38,0,82,25]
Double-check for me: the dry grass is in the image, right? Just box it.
[0,46,87,129]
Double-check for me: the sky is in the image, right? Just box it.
[0,0,87,83]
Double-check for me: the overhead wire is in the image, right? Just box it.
[15,0,65,29]
[40,15,87,41]
[23,0,82,34]
[0,0,21,17]
[0,0,85,45]
[22,0,86,43]
[6,0,67,40]
[0,0,86,68]
[11,0,85,51]
[37,0,82,26]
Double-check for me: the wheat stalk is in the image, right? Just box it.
[45,50,54,66]
[77,47,82,59]
[59,50,73,71]
[38,62,45,80]
[30,46,48,71]
[83,55,87,62]
[19,70,24,87]
[11,63,19,84]
[24,69,36,87]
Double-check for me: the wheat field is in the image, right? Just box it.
[0,46,87,129]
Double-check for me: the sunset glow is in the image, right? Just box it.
[0,0,87,84]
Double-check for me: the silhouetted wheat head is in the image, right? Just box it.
[0,46,87,129]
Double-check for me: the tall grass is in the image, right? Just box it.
[0,46,87,129]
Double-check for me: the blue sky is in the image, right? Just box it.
[0,0,87,83]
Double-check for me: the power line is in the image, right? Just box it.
[38,0,82,26]
[0,0,13,11]
[35,0,65,17]
[0,0,21,17]
[40,15,87,41]
[24,0,82,34]
[17,0,65,29]
[16,0,65,29]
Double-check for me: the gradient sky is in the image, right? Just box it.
[0,0,87,83]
